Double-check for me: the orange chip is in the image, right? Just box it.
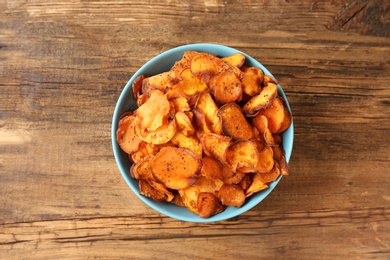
[136,90,171,132]
[241,66,263,97]
[175,111,195,136]
[179,176,224,214]
[261,96,285,134]
[116,115,143,155]
[200,133,232,164]
[197,192,219,218]
[218,184,246,207]
[200,156,224,181]
[225,140,259,172]
[218,102,255,140]
[246,173,268,197]
[242,83,278,117]
[195,92,222,135]
[151,147,201,190]
[222,53,246,68]
[209,70,242,105]
[181,68,208,96]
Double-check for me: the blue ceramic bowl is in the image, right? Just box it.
[112,43,294,222]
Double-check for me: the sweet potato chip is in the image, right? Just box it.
[130,141,160,163]
[181,68,208,96]
[196,92,222,135]
[257,163,281,183]
[142,70,180,97]
[221,166,246,185]
[130,157,154,181]
[273,146,290,175]
[218,184,246,207]
[171,96,190,112]
[222,53,245,68]
[261,96,285,134]
[171,51,200,76]
[134,115,176,145]
[276,101,292,134]
[117,115,143,154]
[192,108,213,137]
[136,90,171,132]
[242,83,278,117]
[200,156,224,180]
[225,140,259,172]
[200,133,232,163]
[262,74,278,86]
[171,192,185,207]
[197,192,219,218]
[253,141,275,173]
[251,114,278,146]
[151,146,201,190]
[241,66,263,97]
[139,179,166,202]
[149,180,174,202]
[218,102,255,140]
[132,74,145,101]
[175,111,195,136]
[170,131,203,158]
[179,176,224,214]
[246,173,268,197]
[209,71,242,105]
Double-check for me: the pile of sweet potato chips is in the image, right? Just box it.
[117,51,292,218]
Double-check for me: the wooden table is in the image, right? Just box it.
[1,0,389,259]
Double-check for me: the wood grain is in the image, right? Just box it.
[1,0,389,259]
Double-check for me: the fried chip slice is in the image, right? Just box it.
[241,66,264,97]
[242,83,278,117]
[225,140,259,173]
[252,114,278,146]
[151,147,201,190]
[246,173,268,197]
[175,111,195,136]
[196,92,222,135]
[142,70,180,97]
[276,100,292,134]
[116,115,143,154]
[130,157,154,181]
[181,68,208,96]
[252,141,274,173]
[200,133,232,164]
[179,176,224,214]
[136,90,171,132]
[218,184,246,207]
[191,52,242,83]
[261,96,285,134]
[171,192,186,207]
[209,70,242,105]
[221,166,246,185]
[218,102,255,140]
[222,53,245,68]
[134,115,176,145]
[170,131,203,158]
[130,141,160,164]
[200,156,224,180]
[132,74,145,101]
[273,145,290,175]
[257,163,281,183]
[262,74,278,86]
[171,50,200,76]
[197,192,219,218]
[139,179,166,202]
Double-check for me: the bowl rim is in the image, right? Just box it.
[111,43,294,223]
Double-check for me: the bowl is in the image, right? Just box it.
[112,43,294,222]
